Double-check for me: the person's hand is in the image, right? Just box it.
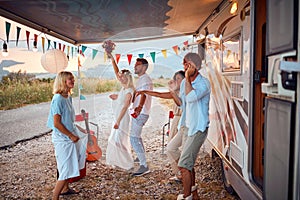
[107,52,113,59]
[133,105,142,117]
[69,134,79,143]
[109,94,118,100]
[113,122,119,129]
[185,63,197,80]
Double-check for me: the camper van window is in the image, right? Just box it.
[221,32,242,74]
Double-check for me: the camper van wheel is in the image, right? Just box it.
[220,160,235,195]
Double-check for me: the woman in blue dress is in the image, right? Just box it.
[47,71,88,199]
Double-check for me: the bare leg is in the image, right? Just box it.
[180,167,192,198]
[191,168,199,200]
[52,180,68,200]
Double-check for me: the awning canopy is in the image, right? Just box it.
[0,0,223,45]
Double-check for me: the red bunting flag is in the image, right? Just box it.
[26,31,30,50]
[172,45,179,55]
[183,40,189,46]
[115,54,121,64]
[62,44,66,52]
[127,54,133,65]
[58,43,61,50]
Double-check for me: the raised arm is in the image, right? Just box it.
[107,52,120,78]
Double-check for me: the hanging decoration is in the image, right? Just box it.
[127,54,133,65]
[5,22,11,43]
[40,49,68,73]
[26,31,30,50]
[161,49,167,58]
[115,54,121,64]
[92,49,98,60]
[81,45,87,54]
[33,34,38,52]
[54,41,57,49]
[62,44,66,52]
[16,27,21,46]
[138,53,144,58]
[172,45,179,55]
[42,37,45,53]
[150,52,156,63]
[58,43,61,50]
[47,39,51,50]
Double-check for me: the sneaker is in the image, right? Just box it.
[132,165,150,176]
[177,194,192,200]
[134,157,140,163]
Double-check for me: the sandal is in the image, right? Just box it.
[60,188,80,195]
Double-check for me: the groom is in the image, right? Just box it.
[130,58,153,176]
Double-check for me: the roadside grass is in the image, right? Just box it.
[0,72,170,110]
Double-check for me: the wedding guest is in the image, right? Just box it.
[136,70,185,181]
[47,71,88,200]
[175,53,211,200]
[105,53,135,171]
[130,58,153,176]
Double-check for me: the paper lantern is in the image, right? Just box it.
[41,49,68,73]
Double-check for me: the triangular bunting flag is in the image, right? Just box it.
[67,46,70,56]
[42,37,45,53]
[47,40,51,50]
[71,47,74,58]
[58,43,61,50]
[82,45,87,54]
[62,44,66,52]
[115,54,121,64]
[138,53,144,58]
[54,41,57,49]
[16,27,21,46]
[150,52,156,63]
[5,22,11,43]
[92,49,98,60]
[172,45,179,55]
[26,31,30,50]
[127,54,133,65]
[161,49,167,58]
[183,40,189,46]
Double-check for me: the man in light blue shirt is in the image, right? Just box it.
[176,53,211,200]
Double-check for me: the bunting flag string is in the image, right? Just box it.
[3,20,196,66]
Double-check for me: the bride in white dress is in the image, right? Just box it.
[106,53,134,170]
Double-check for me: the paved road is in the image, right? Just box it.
[0,92,169,148]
